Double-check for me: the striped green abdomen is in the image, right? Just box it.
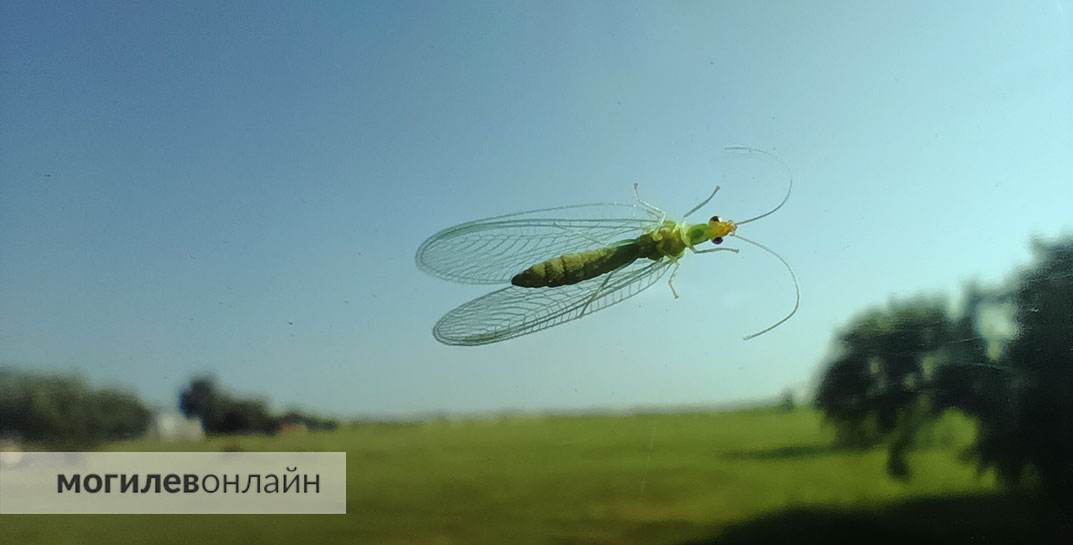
[511,243,641,288]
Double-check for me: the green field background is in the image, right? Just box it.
[4,408,1056,544]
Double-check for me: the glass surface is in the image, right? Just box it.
[2,2,1071,543]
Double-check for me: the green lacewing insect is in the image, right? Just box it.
[416,147,799,346]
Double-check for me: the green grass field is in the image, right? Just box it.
[2,408,1061,544]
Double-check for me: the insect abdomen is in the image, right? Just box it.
[511,244,640,288]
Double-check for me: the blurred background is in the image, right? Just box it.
[2,1,1071,543]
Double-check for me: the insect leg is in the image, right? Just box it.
[666,261,681,299]
[633,183,666,222]
[579,269,616,315]
[682,185,720,218]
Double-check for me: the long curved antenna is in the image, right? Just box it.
[731,233,799,340]
[724,146,793,226]
[682,185,720,218]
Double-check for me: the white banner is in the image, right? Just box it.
[0,452,346,514]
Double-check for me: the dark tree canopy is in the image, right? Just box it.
[972,239,1073,501]
[816,236,1073,499]
[0,369,150,448]
[815,297,952,449]
[178,376,276,435]
[179,376,220,420]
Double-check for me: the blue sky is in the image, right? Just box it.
[2,1,1071,417]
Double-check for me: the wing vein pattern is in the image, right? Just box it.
[416,204,658,285]
[434,258,670,345]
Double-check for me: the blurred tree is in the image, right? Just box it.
[816,236,1073,499]
[216,398,276,434]
[815,297,956,477]
[178,376,277,435]
[969,238,1073,503]
[279,410,339,431]
[179,376,221,420]
[778,389,796,412]
[0,369,150,448]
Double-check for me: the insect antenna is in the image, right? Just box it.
[682,185,720,218]
[724,146,793,226]
[731,233,799,340]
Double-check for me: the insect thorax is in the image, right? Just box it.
[640,221,693,260]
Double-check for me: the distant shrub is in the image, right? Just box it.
[0,368,150,448]
[278,410,339,431]
[179,376,276,435]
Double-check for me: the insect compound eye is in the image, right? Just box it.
[712,237,724,245]
[709,215,721,223]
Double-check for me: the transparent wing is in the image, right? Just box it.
[416,203,660,285]
[433,258,671,346]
